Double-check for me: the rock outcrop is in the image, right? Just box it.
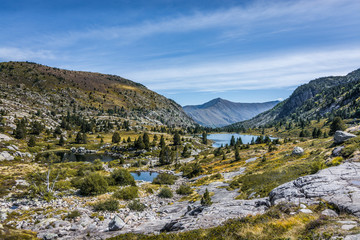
[334,131,356,144]
[109,215,126,231]
[269,162,360,217]
[292,146,304,155]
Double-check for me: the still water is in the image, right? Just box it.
[207,133,273,148]
[130,171,159,182]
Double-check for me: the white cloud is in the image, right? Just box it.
[0,47,55,61]
[123,46,360,91]
[46,0,360,46]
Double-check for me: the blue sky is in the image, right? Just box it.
[1,0,360,106]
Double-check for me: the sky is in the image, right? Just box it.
[1,0,360,106]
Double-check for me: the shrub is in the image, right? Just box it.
[341,145,357,158]
[113,186,138,200]
[152,173,177,185]
[93,199,119,212]
[65,210,81,220]
[181,162,204,178]
[93,159,103,171]
[158,187,173,198]
[79,173,108,196]
[176,184,193,195]
[128,200,146,211]
[328,156,343,166]
[111,169,136,186]
[201,188,212,206]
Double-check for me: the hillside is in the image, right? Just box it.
[183,98,279,127]
[0,61,195,128]
[227,69,360,129]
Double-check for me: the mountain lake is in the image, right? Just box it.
[207,133,276,148]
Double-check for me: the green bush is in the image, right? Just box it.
[181,162,204,178]
[128,200,146,211]
[79,173,108,196]
[158,187,173,198]
[152,173,178,185]
[111,168,136,186]
[93,159,104,171]
[93,199,119,212]
[341,145,357,158]
[65,210,81,220]
[113,186,138,200]
[176,184,193,195]
[201,188,212,206]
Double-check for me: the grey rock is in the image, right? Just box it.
[161,220,184,232]
[269,162,360,217]
[299,209,313,214]
[344,234,360,240]
[321,209,338,217]
[292,146,304,155]
[38,232,58,240]
[109,215,125,231]
[334,131,356,144]
[332,146,345,156]
[342,225,357,230]
[0,151,14,161]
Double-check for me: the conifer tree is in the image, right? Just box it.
[201,188,212,206]
[28,135,36,147]
[112,131,121,143]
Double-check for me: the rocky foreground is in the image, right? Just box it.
[1,161,359,239]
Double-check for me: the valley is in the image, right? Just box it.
[0,63,359,240]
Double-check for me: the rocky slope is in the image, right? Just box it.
[228,68,360,128]
[183,98,279,127]
[0,61,195,128]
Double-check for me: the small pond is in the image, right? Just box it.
[131,171,159,182]
[207,133,276,148]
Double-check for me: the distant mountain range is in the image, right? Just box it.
[227,68,360,130]
[183,98,280,127]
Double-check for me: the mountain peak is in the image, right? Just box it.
[183,98,280,127]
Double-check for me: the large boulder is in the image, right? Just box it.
[0,151,14,161]
[332,146,345,156]
[292,147,304,155]
[108,215,125,231]
[334,131,356,144]
[269,162,360,217]
[161,220,184,232]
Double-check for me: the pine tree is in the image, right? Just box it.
[330,116,346,135]
[112,131,121,143]
[230,135,235,146]
[75,132,83,144]
[202,132,207,144]
[201,188,212,206]
[143,132,150,150]
[159,135,166,148]
[173,131,181,146]
[28,135,36,147]
[59,135,65,146]
[234,148,240,161]
[15,119,27,139]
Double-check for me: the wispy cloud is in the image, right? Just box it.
[123,46,360,91]
[0,47,55,61]
[45,0,360,46]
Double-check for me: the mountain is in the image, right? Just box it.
[0,61,195,127]
[227,68,360,129]
[183,98,280,127]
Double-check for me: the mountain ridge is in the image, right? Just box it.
[0,61,195,128]
[183,98,280,127]
[226,68,360,130]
